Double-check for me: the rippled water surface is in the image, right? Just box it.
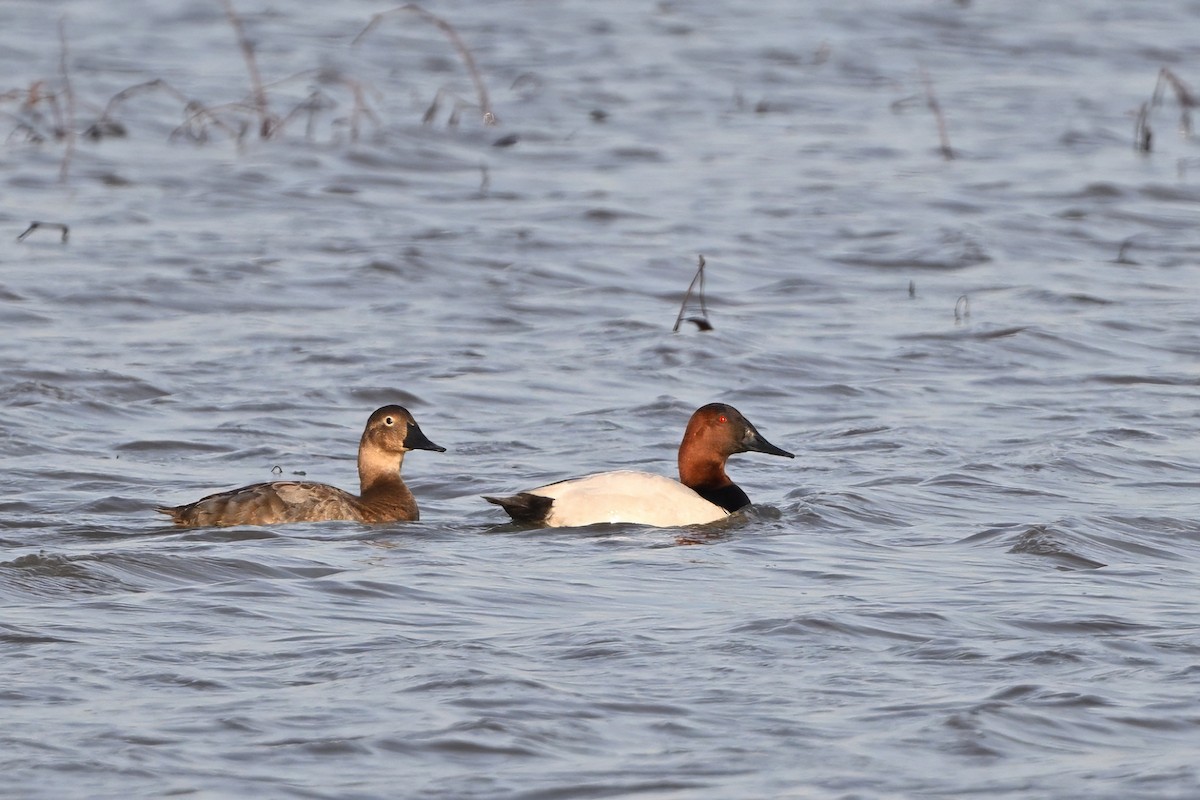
[3,0,1200,797]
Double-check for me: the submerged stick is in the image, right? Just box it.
[919,65,954,161]
[17,221,70,242]
[673,255,713,333]
[354,4,496,125]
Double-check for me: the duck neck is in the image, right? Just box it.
[355,450,417,521]
[678,452,729,492]
[358,448,406,496]
[679,452,750,513]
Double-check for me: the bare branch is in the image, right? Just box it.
[673,255,713,333]
[58,17,77,182]
[354,4,496,125]
[17,221,70,243]
[919,64,954,161]
[219,0,277,138]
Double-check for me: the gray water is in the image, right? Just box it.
[2,0,1199,797]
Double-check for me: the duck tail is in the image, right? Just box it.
[154,505,186,525]
[483,493,554,524]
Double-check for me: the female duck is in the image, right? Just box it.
[157,405,445,527]
[485,403,793,528]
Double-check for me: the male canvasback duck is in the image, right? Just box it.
[484,403,793,527]
[156,405,445,527]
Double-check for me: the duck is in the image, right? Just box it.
[156,405,445,527]
[484,403,793,528]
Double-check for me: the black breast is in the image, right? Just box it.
[696,483,751,513]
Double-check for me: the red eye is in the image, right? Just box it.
[718,415,728,423]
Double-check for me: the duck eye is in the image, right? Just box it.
[384,416,395,426]
[718,415,728,424]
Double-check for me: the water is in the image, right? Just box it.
[2,0,1199,797]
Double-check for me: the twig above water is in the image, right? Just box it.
[673,255,713,333]
[91,79,192,140]
[354,4,496,126]
[1135,67,1196,152]
[1133,102,1153,153]
[1114,237,1138,265]
[954,294,970,323]
[1153,67,1195,136]
[219,0,277,139]
[57,18,76,183]
[919,65,954,161]
[17,221,70,243]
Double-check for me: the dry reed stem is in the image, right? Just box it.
[98,79,192,122]
[1,84,54,143]
[91,78,195,139]
[219,0,276,138]
[919,65,954,161]
[5,6,458,152]
[354,4,496,125]
[421,87,479,127]
[1136,67,1196,152]
[57,18,76,182]
[1134,101,1152,152]
[1153,68,1196,122]
[8,80,68,140]
[169,100,243,143]
[673,255,713,333]
[89,42,378,144]
[335,77,382,142]
[246,69,381,142]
